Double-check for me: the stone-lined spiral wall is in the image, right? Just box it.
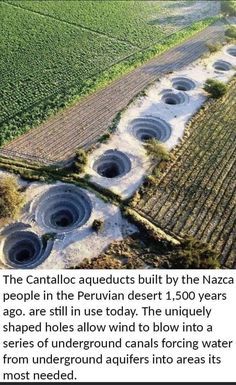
[172,77,196,91]
[161,89,189,105]
[130,116,172,142]
[0,224,53,269]
[93,150,131,179]
[35,185,92,232]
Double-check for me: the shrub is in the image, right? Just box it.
[76,255,123,269]
[204,79,227,98]
[92,219,104,233]
[98,133,111,143]
[206,42,222,53]
[73,148,87,173]
[0,176,24,219]
[83,173,91,181]
[221,0,236,16]
[145,139,171,161]
[225,26,236,39]
[169,237,220,269]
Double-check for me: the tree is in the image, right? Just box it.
[0,176,24,219]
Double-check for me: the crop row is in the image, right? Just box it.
[6,0,219,48]
[1,21,224,162]
[0,0,219,148]
[0,3,135,123]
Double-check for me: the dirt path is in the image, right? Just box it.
[1,22,225,164]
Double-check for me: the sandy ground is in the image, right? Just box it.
[87,44,236,199]
[0,181,137,269]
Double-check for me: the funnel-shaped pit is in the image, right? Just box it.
[93,150,131,179]
[213,60,232,71]
[3,231,44,268]
[35,185,92,232]
[227,47,236,57]
[130,116,171,142]
[161,90,188,105]
[172,77,196,91]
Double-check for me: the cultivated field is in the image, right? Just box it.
[135,79,236,268]
[5,0,219,47]
[1,24,224,163]
[0,0,220,156]
[1,1,235,271]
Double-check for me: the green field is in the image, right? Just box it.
[4,0,194,48]
[0,0,218,146]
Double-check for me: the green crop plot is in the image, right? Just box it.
[0,0,219,146]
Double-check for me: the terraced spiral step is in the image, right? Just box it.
[213,59,232,71]
[130,116,171,142]
[161,89,189,105]
[35,185,92,232]
[0,223,53,268]
[172,77,196,91]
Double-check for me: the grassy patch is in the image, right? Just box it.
[225,26,236,39]
[206,42,222,53]
[221,0,236,16]
[98,133,111,143]
[0,175,25,220]
[204,78,228,98]
[73,148,88,174]
[145,139,172,161]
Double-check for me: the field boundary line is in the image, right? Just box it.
[0,18,222,127]
[132,207,182,241]
[2,0,140,49]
